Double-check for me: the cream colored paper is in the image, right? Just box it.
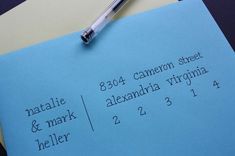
[0,0,176,55]
[0,129,4,146]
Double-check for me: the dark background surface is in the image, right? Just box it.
[203,0,235,50]
[0,143,6,156]
[0,0,25,15]
[0,0,234,155]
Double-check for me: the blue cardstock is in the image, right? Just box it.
[0,0,235,155]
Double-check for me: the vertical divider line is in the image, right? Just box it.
[80,95,94,132]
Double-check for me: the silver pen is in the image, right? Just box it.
[81,0,129,44]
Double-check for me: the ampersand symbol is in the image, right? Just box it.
[31,120,42,133]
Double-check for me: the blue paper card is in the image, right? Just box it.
[0,0,235,155]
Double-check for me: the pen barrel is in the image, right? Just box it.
[91,0,129,34]
[81,0,129,44]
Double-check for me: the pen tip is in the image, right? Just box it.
[81,35,89,44]
[81,28,95,44]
